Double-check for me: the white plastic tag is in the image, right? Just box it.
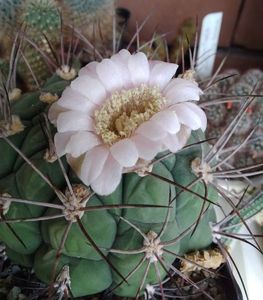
[196,12,223,80]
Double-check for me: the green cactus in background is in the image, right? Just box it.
[23,0,60,32]
[0,0,22,36]
[63,0,112,14]
[201,69,263,169]
[0,0,118,89]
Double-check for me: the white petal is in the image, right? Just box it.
[54,132,74,157]
[91,155,122,195]
[163,133,180,152]
[57,111,94,133]
[163,125,191,153]
[110,139,138,167]
[78,61,99,77]
[111,50,132,88]
[183,102,207,131]
[48,102,67,125]
[128,52,150,86]
[132,134,161,160]
[177,125,191,148]
[111,49,131,62]
[136,121,167,141]
[67,131,101,158]
[96,58,124,92]
[164,78,202,105]
[149,60,159,70]
[57,86,97,114]
[149,61,178,89]
[151,110,180,134]
[173,102,207,131]
[79,145,109,184]
[71,75,106,105]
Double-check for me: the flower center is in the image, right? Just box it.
[94,84,166,146]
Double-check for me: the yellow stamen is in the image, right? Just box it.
[94,84,166,145]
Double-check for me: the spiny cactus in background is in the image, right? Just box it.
[61,0,116,29]
[19,0,61,88]
[201,69,263,169]
[0,0,118,89]
[139,18,196,62]
[215,191,263,246]
[0,0,22,39]
[23,0,60,32]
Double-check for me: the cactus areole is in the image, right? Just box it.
[0,50,217,298]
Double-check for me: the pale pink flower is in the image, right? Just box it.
[49,49,206,195]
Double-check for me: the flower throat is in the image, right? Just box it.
[94,84,166,146]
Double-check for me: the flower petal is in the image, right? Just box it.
[54,132,74,157]
[111,49,131,62]
[79,145,109,185]
[66,131,101,158]
[110,138,138,167]
[128,52,150,86]
[164,78,202,105]
[111,49,132,88]
[177,125,191,148]
[149,61,178,89]
[56,86,98,114]
[48,102,68,125]
[71,75,106,105]
[91,155,122,195]
[151,110,180,134]
[184,102,207,131]
[136,121,167,141]
[163,133,180,152]
[96,58,124,92]
[163,125,191,152]
[78,61,99,77]
[132,134,161,160]
[57,111,94,133]
[173,102,207,131]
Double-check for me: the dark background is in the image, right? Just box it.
[117,0,263,71]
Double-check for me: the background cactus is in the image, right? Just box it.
[201,69,263,169]
[0,0,119,89]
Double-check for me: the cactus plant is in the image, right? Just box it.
[0,27,262,300]
[0,44,223,298]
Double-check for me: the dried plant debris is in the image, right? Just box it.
[180,248,225,275]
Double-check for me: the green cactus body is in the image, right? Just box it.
[23,1,60,32]
[0,0,22,36]
[0,75,218,297]
[63,0,111,14]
